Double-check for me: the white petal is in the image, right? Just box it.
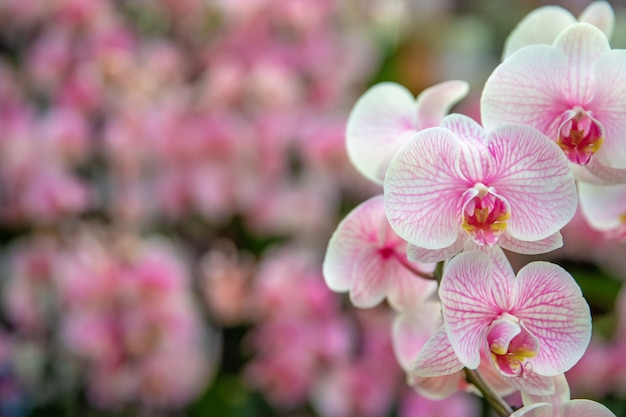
[346,82,417,184]
[502,5,576,60]
[416,80,470,129]
[579,1,614,40]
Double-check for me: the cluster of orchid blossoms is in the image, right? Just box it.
[324,2,625,417]
[0,0,382,413]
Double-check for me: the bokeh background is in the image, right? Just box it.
[1,0,626,416]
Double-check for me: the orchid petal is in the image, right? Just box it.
[584,158,626,183]
[349,246,389,308]
[481,44,568,135]
[510,403,552,417]
[488,319,521,355]
[412,326,464,377]
[553,23,610,105]
[416,80,470,129]
[560,399,617,417]
[502,6,576,60]
[512,262,591,375]
[410,373,464,400]
[387,269,438,312]
[488,124,577,241]
[392,302,442,370]
[323,195,385,292]
[406,236,466,263]
[441,114,491,181]
[477,355,516,397]
[589,50,626,169]
[578,1,614,43]
[481,246,516,309]
[578,182,626,231]
[440,113,488,147]
[384,128,467,249]
[346,83,417,184]
[522,373,571,408]
[439,251,504,369]
[498,232,563,255]
[507,372,556,396]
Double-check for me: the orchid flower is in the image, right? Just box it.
[511,373,617,417]
[346,80,469,185]
[323,195,436,311]
[502,1,614,59]
[482,23,626,183]
[383,114,577,263]
[578,181,626,240]
[407,322,517,398]
[435,248,590,393]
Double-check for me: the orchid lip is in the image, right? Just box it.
[556,108,604,165]
[461,185,511,246]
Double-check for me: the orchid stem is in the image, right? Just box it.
[396,254,436,281]
[464,368,513,417]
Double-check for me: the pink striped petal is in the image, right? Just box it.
[384,128,468,249]
[488,124,577,242]
[323,195,385,292]
[349,246,389,308]
[498,232,563,255]
[502,6,576,60]
[346,83,417,184]
[560,399,617,417]
[481,246,516,310]
[579,2,614,39]
[416,80,469,129]
[553,23,610,105]
[440,113,488,147]
[512,262,591,375]
[441,114,491,181]
[481,44,567,135]
[439,251,504,369]
[412,326,464,377]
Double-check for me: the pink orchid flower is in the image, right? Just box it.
[482,23,626,183]
[511,373,616,417]
[346,80,469,184]
[384,114,577,263]
[502,1,614,59]
[437,248,591,393]
[394,302,515,399]
[323,195,436,310]
[578,181,626,240]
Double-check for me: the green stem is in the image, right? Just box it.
[433,261,445,283]
[464,368,513,417]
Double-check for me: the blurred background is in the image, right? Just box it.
[1,0,626,416]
